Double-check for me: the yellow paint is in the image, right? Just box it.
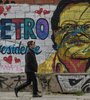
[57,3,90,59]
[38,2,90,73]
[38,53,55,74]
[59,3,90,26]
[38,52,66,74]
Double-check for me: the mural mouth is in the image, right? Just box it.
[71,55,90,59]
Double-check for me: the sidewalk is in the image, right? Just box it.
[0,92,90,100]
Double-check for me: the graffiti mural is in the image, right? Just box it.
[57,74,90,93]
[39,0,90,73]
[0,0,90,74]
[0,74,27,91]
[0,74,52,92]
[0,74,90,93]
[0,4,54,73]
[51,0,90,73]
[0,0,90,93]
[0,18,49,40]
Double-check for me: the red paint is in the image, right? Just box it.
[35,8,43,15]
[15,57,21,63]
[0,5,12,16]
[3,13,7,16]
[12,19,24,39]
[35,8,51,15]
[3,55,12,64]
[43,10,50,15]
[6,5,11,11]
[2,0,7,3]
[62,59,88,73]
[0,6,4,15]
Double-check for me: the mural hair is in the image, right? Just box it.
[51,0,90,30]
[51,0,90,50]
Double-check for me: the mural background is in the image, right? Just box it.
[0,0,90,93]
[0,4,55,73]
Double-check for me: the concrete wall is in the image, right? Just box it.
[0,0,90,93]
[0,2,90,73]
[0,4,56,73]
[0,73,90,93]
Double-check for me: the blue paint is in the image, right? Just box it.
[72,26,86,36]
[1,19,12,39]
[36,18,49,40]
[33,46,42,55]
[0,18,49,40]
[0,42,27,54]
[0,42,42,55]
[24,18,36,39]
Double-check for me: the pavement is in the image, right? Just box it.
[0,92,90,100]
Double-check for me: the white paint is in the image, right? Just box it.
[0,4,56,73]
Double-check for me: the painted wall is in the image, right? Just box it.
[0,73,90,93]
[50,1,90,73]
[0,4,55,73]
[57,74,90,93]
[0,1,90,73]
[0,0,90,93]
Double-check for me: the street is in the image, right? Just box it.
[0,92,90,100]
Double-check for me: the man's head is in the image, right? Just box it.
[27,41,35,49]
[51,0,90,59]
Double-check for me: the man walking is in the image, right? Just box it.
[14,41,42,97]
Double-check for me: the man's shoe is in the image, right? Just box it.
[33,94,42,97]
[14,88,18,97]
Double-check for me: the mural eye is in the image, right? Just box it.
[64,24,71,29]
[84,24,90,33]
[84,25,89,29]
[62,24,75,31]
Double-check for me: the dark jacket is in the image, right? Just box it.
[25,48,38,73]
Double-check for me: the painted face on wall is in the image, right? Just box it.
[54,3,90,59]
